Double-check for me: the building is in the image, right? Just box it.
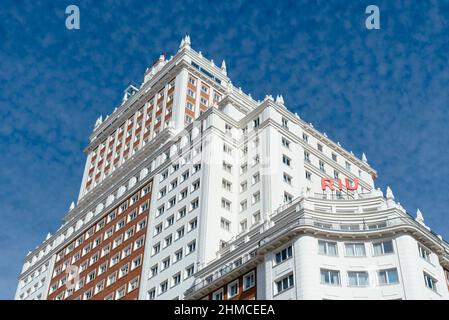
[15,36,449,300]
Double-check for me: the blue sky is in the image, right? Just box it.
[1,0,448,299]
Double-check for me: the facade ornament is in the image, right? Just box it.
[362,152,368,163]
[386,186,394,200]
[221,60,227,75]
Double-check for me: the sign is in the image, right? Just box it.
[321,178,359,191]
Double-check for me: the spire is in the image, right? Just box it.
[275,95,285,105]
[221,60,227,75]
[362,152,368,163]
[416,208,424,223]
[46,232,51,240]
[69,201,75,211]
[386,186,394,200]
[179,35,191,51]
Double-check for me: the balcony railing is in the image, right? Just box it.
[185,214,449,298]
[184,250,257,297]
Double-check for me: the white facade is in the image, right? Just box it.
[15,37,449,300]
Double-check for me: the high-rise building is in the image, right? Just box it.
[15,37,449,300]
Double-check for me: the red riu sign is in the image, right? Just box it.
[321,178,359,191]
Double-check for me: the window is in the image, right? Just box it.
[170,179,178,191]
[240,181,247,192]
[119,264,129,278]
[178,207,186,220]
[345,243,366,257]
[154,223,163,236]
[302,133,309,142]
[128,277,139,292]
[192,179,200,191]
[166,215,175,228]
[189,218,198,231]
[185,264,194,278]
[252,192,260,204]
[190,198,199,211]
[157,205,165,217]
[187,89,195,98]
[243,272,255,291]
[240,220,248,232]
[283,173,292,185]
[253,211,261,224]
[333,170,339,180]
[348,271,369,287]
[176,227,185,240]
[253,117,260,128]
[164,235,172,247]
[282,155,291,166]
[319,161,325,172]
[345,161,351,171]
[284,192,293,203]
[223,144,233,155]
[221,218,231,231]
[186,102,194,110]
[134,236,145,250]
[305,171,312,180]
[187,240,196,254]
[162,257,170,270]
[173,273,181,287]
[378,268,399,285]
[175,249,183,262]
[318,240,338,256]
[424,273,437,292]
[200,97,208,106]
[150,265,159,278]
[373,240,394,256]
[252,172,260,184]
[159,281,168,294]
[275,246,293,264]
[223,162,232,173]
[86,271,96,284]
[188,76,196,85]
[275,274,294,294]
[317,143,323,152]
[228,280,239,298]
[418,245,432,263]
[281,137,290,149]
[180,188,188,200]
[168,197,176,208]
[282,118,288,129]
[181,170,190,182]
[213,289,224,300]
[221,198,231,211]
[222,179,232,191]
[240,164,248,174]
[201,84,209,93]
[148,288,156,300]
[321,269,340,286]
[240,201,247,212]
[152,243,161,255]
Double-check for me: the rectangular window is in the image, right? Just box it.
[282,155,291,166]
[275,274,294,294]
[213,289,223,300]
[320,269,340,286]
[373,240,394,256]
[243,272,255,291]
[348,271,369,287]
[275,246,293,264]
[318,240,338,256]
[282,138,290,148]
[220,218,231,231]
[228,280,239,298]
[418,245,432,263]
[378,268,399,285]
[345,243,366,257]
[283,173,292,185]
[221,198,231,211]
[424,273,437,292]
